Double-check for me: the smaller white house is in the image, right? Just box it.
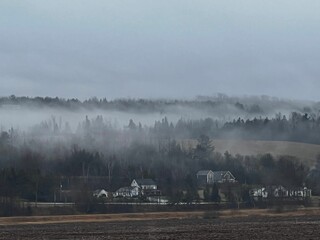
[113,186,140,198]
[288,187,312,198]
[250,187,268,199]
[93,189,108,198]
[250,186,312,201]
[250,186,288,199]
[273,186,288,197]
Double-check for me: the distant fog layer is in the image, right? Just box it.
[0,95,317,132]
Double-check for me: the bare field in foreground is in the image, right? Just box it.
[181,139,320,166]
[1,208,320,226]
[1,209,320,239]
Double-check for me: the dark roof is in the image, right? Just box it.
[135,179,156,186]
[196,170,212,176]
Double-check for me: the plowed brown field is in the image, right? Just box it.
[0,209,320,239]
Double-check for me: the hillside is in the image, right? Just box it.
[181,139,320,167]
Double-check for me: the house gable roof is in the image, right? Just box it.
[93,189,107,194]
[212,171,235,182]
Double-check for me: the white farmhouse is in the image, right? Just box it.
[113,186,140,198]
[131,179,157,190]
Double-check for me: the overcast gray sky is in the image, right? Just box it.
[1,0,320,100]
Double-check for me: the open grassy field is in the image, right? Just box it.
[181,139,320,166]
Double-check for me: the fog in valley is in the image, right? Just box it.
[2,1,320,218]
[1,95,320,155]
[1,95,316,131]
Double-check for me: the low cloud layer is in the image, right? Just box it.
[1,1,320,100]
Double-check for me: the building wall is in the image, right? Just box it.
[207,172,214,184]
[141,185,157,190]
[197,175,208,185]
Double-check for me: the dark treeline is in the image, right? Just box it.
[1,95,254,112]
[0,133,319,212]
[152,112,320,144]
[0,95,317,115]
[220,112,320,144]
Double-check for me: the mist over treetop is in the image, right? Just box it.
[0,94,316,114]
[0,94,318,134]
